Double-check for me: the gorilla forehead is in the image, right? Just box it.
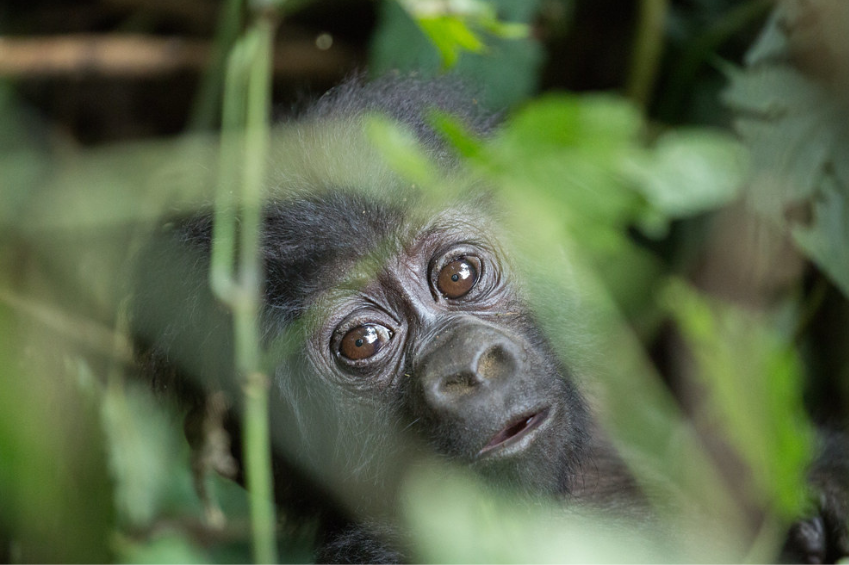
[262,189,493,330]
[262,191,400,321]
[261,189,497,328]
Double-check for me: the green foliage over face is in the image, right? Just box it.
[379,90,746,317]
[402,464,691,563]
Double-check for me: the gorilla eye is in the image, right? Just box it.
[437,258,479,299]
[339,324,392,361]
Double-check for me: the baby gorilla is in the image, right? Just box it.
[131,76,848,563]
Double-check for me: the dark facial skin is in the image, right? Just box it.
[300,209,590,496]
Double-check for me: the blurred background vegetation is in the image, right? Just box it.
[2,0,849,562]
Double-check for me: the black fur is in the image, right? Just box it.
[131,76,849,563]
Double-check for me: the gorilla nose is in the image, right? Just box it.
[417,323,523,408]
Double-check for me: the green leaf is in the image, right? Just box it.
[724,2,849,299]
[792,176,849,298]
[502,93,642,149]
[364,114,440,188]
[428,110,485,158]
[417,16,486,67]
[474,94,646,255]
[120,532,207,564]
[402,464,679,563]
[431,93,744,306]
[662,280,815,520]
[101,382,192,527]
[627,129,747,220]
[370,0,543,109]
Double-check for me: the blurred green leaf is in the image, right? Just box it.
[626,129,747,232]
[792,176,849,298]
[364,114,441,189]
[0,312,113,562]
[477,94,646,256]
[429,110,486,158]
[724,1,849,298]
[396,0,529,68]
[371,0,543,109]
[402,465,678,563]
[662,280,815,521]
[417,16,486,67]
[120,532,207,564]
[101,380,194,528]
[429,93,747,316]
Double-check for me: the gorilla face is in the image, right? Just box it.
[130,79,616,560]
[260,193,590,497]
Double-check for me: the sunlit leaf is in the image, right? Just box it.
[417,16,486,67]
[372,1,542,108]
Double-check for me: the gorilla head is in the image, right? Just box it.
[131,76,605,559]
[260,189,590,496]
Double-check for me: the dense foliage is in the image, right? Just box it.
[1,0,848,562]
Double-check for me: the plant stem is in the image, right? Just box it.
[239,14,278,564]
[210,40,249,303]
[209,7,279,563]
[626,0,669,111]
[189,0,244,131]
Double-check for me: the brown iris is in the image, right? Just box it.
[437,258,478,298]
[339,324,391,360]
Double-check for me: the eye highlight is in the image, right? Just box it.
[437,257,479,299]
[339,324,392,361]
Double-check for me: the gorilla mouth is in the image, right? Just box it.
[478,407,550,457]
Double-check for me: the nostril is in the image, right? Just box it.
[440,371,476,395]
[476,343,514,382]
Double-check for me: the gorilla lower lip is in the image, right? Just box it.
[479,408,550,456]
